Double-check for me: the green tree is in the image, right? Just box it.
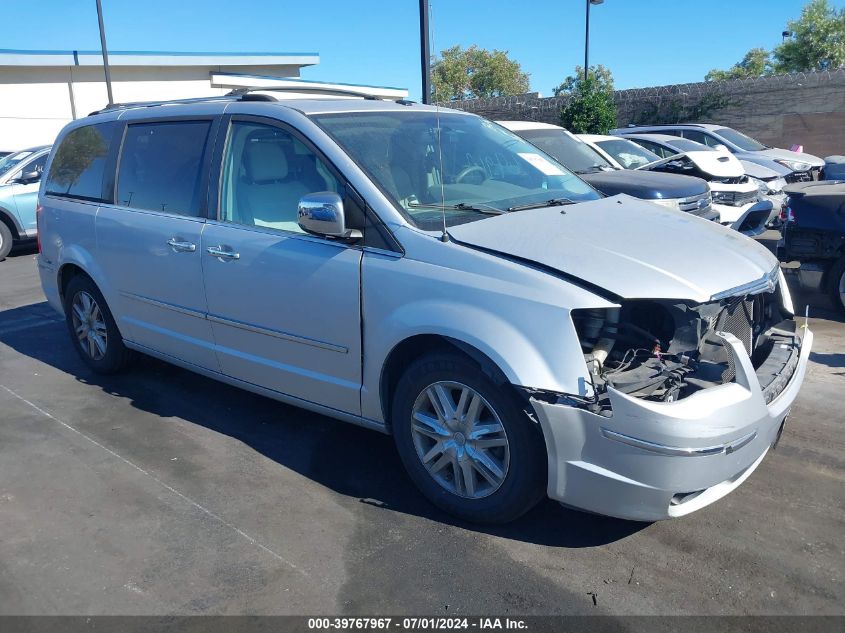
[553,64,614,96]
[705,48,773,81]
[556,65,617,134]
[431,45,530,101]
[774,0,845,72]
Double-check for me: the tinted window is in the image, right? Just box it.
[45,122,116,201]
[117,121,211,216]
[220,121,340,234]
[517,128,614,174]
[713,127,767,151]
[0,150,37,178]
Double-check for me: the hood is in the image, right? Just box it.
[638,151,744,179]
[448,194,776,303]
[580,170,708,200]
[753,147,825,168]
[740,160,780,180]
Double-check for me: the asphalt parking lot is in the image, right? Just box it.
[0,235,843,617]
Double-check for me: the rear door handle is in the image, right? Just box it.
[206,245,240,260]
[167,238,196,253]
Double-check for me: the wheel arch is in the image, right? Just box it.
[379,333,521,431]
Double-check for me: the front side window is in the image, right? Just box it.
[594,139,660,169]
[516,128,614,174]
[311,111,599,229]
[116,121,211,216]
[45,122,117,201]
[0,150,35,178]
[220,121,339,234]
[10,153,48,181]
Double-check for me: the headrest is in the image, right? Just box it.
[244,140,288,182]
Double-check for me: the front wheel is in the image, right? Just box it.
[391,352,546,524]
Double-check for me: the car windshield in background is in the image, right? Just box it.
[595,139,660,169]
[311,111,600,229]
[517,128,615,174]
[665,138,715,152]
[0,150,34,178]
[714,127,768,151]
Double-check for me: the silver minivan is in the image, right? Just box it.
[37,92,812,523]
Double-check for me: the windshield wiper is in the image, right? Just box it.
[407,201,504,215]
[506,197,575,212]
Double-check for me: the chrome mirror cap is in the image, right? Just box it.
[297,191,361,240]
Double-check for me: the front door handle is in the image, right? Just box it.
[167,238,196,253]
[206,245,240,260]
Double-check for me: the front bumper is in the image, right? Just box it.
[714,200,772,236]
[531,327,813,521]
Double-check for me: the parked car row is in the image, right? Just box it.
[34,90,811,524]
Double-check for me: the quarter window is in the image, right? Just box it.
[116,121,211,216]
[220,121,339,234]
[45,122,117,201]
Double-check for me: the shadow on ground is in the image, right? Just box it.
[1,301,647,548]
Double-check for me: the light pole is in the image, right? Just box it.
[584,0,604,82]
[419,0,431,104]
[95,0,114,106]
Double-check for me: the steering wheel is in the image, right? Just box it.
[455,165,487,184]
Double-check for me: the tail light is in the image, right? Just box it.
[779,204,794,224]
[35,204,43,253]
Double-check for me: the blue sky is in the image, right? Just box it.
[2,0,842,100]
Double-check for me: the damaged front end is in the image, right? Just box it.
[571,266,802,415]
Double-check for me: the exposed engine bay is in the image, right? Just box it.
[571,288,802,415]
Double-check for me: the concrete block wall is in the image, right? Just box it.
[441,70,845,158]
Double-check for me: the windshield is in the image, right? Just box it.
[714,127,767,151]
[515,128,615,174]
[664,138,715,152]
[594,139,660,169]
[310,111,600,229]
[0,150,35,178]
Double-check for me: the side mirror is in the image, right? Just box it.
[15,170,41,184]
[297,192,362,240]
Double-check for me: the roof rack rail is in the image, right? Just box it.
[226,86,383,100]
[88,94,242,115]
[86,84,406,116]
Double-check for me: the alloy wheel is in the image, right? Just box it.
[410,381,510,499]
[71,291,108,361]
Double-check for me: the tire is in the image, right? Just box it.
[829,255,845,313]
[391,351,546,524]
[63,275,135,374]
[0,220,13,260]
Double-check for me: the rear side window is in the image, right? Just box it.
[116,121,211,216]
[45,122,117,201]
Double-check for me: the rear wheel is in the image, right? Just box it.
[64,275,135,373]
[391,351,546,524]
[0,221,13,260]
[830,256,845,313]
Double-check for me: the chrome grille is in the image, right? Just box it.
[678,191,713,214]
[714,190,758,206]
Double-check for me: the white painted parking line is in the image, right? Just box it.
[0,383,308,578]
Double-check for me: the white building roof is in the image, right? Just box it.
[0,49,320,68]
